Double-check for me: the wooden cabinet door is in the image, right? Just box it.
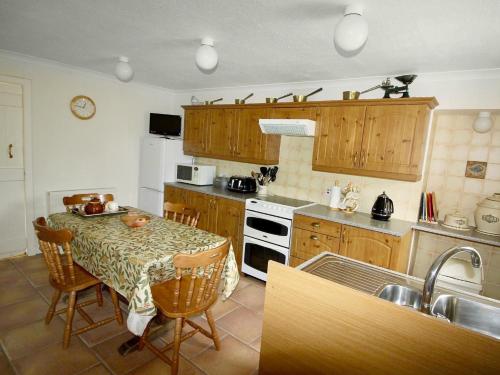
[164,186,189,205]
[313,106,366,171]
[206,108,235,158]
[215,198,245,270]
[185,191,216,233]
[291,228,340,261]
[235,108,279,164]
[360,105,428,179]
[183,109,208,155]
[339,226,393,269]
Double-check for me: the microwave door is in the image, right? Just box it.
[176,165,193,182]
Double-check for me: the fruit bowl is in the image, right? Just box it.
[120,214,150,228]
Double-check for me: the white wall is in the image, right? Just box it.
[0,51,175,233]
[172,69,500,221]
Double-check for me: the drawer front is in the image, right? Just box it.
[293,214,341,237]
[289,256,306,268]
[291,228,340,260]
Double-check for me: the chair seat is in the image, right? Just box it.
[152,276,217,318]
[49,263,101,292]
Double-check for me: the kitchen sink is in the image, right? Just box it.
[377,284,422,310]
[431,294,500,340]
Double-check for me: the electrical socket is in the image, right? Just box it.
[325,187,332,196]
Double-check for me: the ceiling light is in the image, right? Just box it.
[195,37,218,72]
[334,4,368,53]
[473,111,493,133]
[115,56,134,82]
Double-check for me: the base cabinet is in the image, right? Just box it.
[165,186,245,270]
[291,214,411,273]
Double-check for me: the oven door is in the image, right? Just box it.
[242,236,289,282]
[244,210,292,248]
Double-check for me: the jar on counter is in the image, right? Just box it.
[474,193,500,236]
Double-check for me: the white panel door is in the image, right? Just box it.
[0,81,26,258]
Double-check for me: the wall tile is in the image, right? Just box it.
[444,176,464,192]
[468,146,489,161]
[471,132,492,146]
[483,180,500,195]
[485,163,500,181]
[463,179,484,194]
[488,147,500,163]
[451,129,473,145]
[491,131,500,147]
[449,145,470,161]
[447,160,467,177]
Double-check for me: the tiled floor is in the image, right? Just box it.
[0,255,265,374]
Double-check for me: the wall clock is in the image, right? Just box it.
[70,95,96,120]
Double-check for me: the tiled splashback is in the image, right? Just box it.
[198,136,424,222]
[426,112,500,225]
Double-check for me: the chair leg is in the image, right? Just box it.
[109,288,123,325]
[96,285,103,306]
[138,319,153,351]
[45,289,62,324]
[172,317,183,375]
[205,309,221,350]
[63,291,77,349]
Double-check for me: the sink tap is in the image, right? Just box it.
[421,246,483,314]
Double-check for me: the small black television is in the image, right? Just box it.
[149,113,182,137]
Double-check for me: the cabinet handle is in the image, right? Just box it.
[8,144,13,159]
[310,235,319,240]
[352,151,358,167]
[311,222,320,228]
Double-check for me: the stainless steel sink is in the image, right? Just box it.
[432,294,500,340]
[377,284,422,310]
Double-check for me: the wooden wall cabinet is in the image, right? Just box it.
[183,107,280,165]
[183,98,436,180]
[313,102,434,181]
[164,186,245,269]
[291,214,411,273]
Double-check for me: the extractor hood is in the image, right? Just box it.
[259,119,316,137]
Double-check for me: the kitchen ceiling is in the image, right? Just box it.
[1,0,499,90]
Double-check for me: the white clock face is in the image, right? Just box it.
[70,96,96,119]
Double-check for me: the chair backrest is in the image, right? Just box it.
[63,193,114,212]
[172,239,230,313]
[32,217,75,284]
[163,201,200,228]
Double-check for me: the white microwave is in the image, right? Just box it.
[176,164,216,185]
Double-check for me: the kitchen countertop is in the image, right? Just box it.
[165,182,258,202]
[413,221,500,247]
[294,204,413,237]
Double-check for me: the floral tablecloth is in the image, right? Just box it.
[48,209,239,333]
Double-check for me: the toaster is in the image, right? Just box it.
[227,176,257,193]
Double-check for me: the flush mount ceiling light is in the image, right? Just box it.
[473,111,493,133]
[115,56,134,82]
[195,37,218,73]
[334,4,368,54]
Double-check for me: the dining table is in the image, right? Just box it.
[48,207,240,347]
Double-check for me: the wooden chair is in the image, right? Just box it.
[139,239,230,375]
[163,201,200,227]
[32,217,123,348]
[63,193,114,212]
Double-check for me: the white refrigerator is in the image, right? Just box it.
[138,136,193,216]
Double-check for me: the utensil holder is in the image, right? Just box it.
[258,185,268,196]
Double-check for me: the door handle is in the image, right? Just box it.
[8,144,13,159]
[352,151,358,167]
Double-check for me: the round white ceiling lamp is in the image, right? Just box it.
[115,56,134,82]
[473,111,493,133]
[334,4,368,53]
[195,37,218,72]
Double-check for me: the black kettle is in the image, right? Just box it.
[371,191,394,221]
